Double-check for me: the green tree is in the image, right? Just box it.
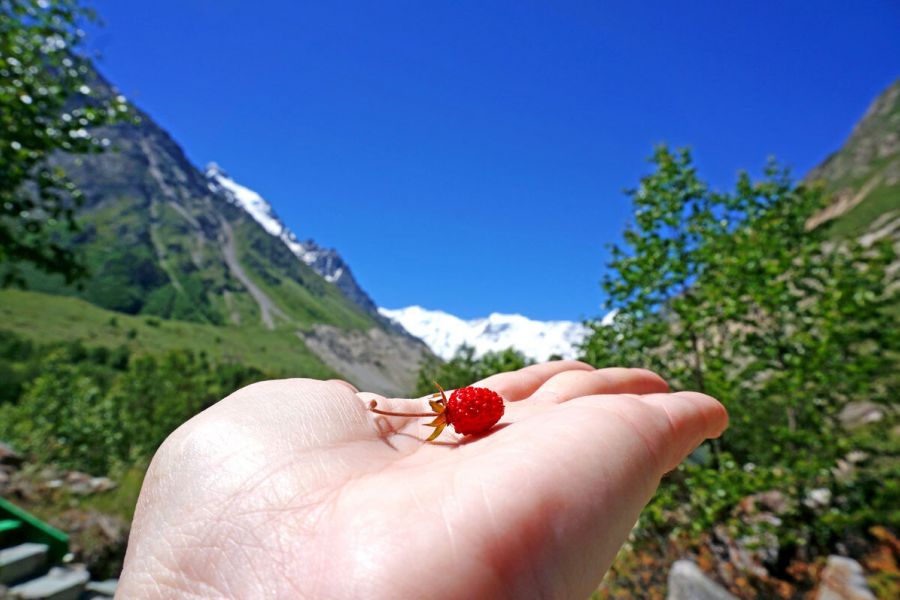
[582,146,897,468]
[0,0,128,285]
[106,350,267,461]
[0,331,271,474]
[583,147,899,594]
[415,345,533,396]
[0,349,122,472]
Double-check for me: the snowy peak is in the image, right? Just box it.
[203,165,591,358]
[378,305,589,362]
[205,163,378,313]
[206,162,284,237]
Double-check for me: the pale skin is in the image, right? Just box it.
[118,361,728,599]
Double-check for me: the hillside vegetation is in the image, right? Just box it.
[582,145,897,598]
[0,289,337,378]
[0,58,430,394]
[808,78,900,240]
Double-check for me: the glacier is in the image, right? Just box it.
[378,305,593,362]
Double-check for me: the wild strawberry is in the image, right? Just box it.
[444,386,505,435]
[368,382,505,441]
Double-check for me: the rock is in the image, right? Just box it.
[736,489,792,517]
[839,402,884,429]
[85,578,118,597]
[833,451,869,484]
[50,510,129,580]
[298,324,432,396]
[729,490,794,574]
[0,465,12,484]
[63,471,92,495]
[0,470,39,502]
[0,441,23,468]
[63,471,116,496]
[667,560,738,600]
[804,488,833,511]
[710,525,774,578]
[88,477,116,494]
[816,556,876,600]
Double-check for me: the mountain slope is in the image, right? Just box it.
[205,163,379,315]
[0,288,337,379]
[807,77,900,242]
[8,66,431,395]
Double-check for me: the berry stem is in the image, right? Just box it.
[368,400,436,418]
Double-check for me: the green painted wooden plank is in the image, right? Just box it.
[0,498,68,564]
[0,519,22,533]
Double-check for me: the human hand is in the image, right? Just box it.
[118,362,727,598]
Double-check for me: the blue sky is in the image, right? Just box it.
[88,1,900,321]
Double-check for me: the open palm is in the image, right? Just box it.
[119,361,727,599]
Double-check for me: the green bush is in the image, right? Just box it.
[0,332,270,474]
[583,146,899,585]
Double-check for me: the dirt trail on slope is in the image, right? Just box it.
[218,217,287,329]
[807,174,882,230]
[141,138,185,293]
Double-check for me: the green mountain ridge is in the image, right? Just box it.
[33,71,368,330]
[4,66,431,395]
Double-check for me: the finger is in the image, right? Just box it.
[568,390,728,472]
[527,368,668,404]
[639,391,728,470]
[474,360,595,401]
[636,391,728,470]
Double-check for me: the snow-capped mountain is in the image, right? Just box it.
[205,163,377,313]
[201,164,602,360]
[378,305,592,362]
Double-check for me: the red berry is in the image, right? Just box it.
[445,386,505,435]
[367,381,505,441]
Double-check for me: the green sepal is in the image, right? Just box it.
[425,413,446,427]
[425,423,447,442]
[424,413,447,442]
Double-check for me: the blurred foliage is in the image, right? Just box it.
[0,0,129,285]
[0,330,272,473]
[585,146,899,596]
[584,146,897,466]
[414,344,533,396]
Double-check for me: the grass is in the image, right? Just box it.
[20,195,379,332]
[0,288,339,379]
[826,180,900,239]
[80,463,148,522]
[232,219,376,331]
[20,461,147,526]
